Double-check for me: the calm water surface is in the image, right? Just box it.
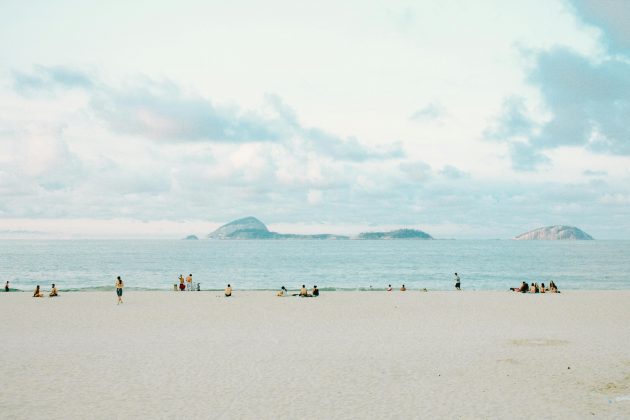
[1,240,629,291]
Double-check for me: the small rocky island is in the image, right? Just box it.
[207,217,348,240]
[206,217,434,240]
[182,235,199,240]
[514,225,593,240]
[357,229,433,240]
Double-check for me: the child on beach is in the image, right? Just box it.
[49,284,58,297]
[33,285,43,297]
[115,276,124,304]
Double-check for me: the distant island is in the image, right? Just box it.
[357,229,432,240]
[514,225,593,240]
[206,217,434,240]
[183,235,199,240]
[207,217,348,240]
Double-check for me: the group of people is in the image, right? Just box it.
[277,285,319,297]
[31,284,58,298]
[175,274,196,291]
[510,280,560,293]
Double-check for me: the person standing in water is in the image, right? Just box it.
[454,273,461,290]
[115,276,124,304]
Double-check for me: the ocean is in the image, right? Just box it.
[1,239,629,292]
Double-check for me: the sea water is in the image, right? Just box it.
[1,239,629,291]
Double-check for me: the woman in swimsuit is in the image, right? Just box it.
[33,285,43,297]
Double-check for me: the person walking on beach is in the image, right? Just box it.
[454,273,461,290]
[4,281,9,292]
[186,274,193,291]
[115,276,124,304]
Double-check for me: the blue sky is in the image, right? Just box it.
[1,0,629,238]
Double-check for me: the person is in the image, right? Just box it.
[173,284,178,291]
[510,281,528,293]
[299,285,308,297]
[115,276,124,304]
[540,282,546,293]
[454,273,461,290]
[179,275,186,291]
[4,281,9,292]
[277,286,288,297]
[387,284,392,292]
[33,285,43,297]
[49,284,58,297]
[196,283,201,291]
[312,285,319,297]
[400,284,406,291]
[549,281,560,293]
[529,283,537,293]
[225,284,232,297]
[186,274,193,291]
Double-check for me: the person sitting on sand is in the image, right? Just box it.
[400,284,406,291]
[33,285,43,297]
[49,284,58,297]
[312,285,319,297]
[387,284,392,291]
[549,281,559,293]
[299,285,309,297]
[540,282,546,293]
[225,284,232,297]
[277,286,287,297]
[5,281,9,292]
[510,281,528,293]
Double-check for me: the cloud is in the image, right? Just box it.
[12,67,402,162]
[570,0,630,54]
[487,47,630,170]
[439,165,469,179]
[12,65,93,94]
[409,102,446,122]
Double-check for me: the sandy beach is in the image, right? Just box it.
[1,290,629,419]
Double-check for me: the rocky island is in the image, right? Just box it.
[207,217,349,240]
[183,235,199,240]
[357,229,433,240]
[206,217,435,240]
[514,225,593,240]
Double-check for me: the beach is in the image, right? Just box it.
[1,291,629,419]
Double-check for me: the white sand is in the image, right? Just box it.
[1,290,630,419]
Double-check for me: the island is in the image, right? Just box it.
[514,225,593,240]
[357,229,433,240]
[182,235,199,240]
[206,217,434,240]
[207,217,349,240]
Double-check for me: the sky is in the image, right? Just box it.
[1,0,630,239]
